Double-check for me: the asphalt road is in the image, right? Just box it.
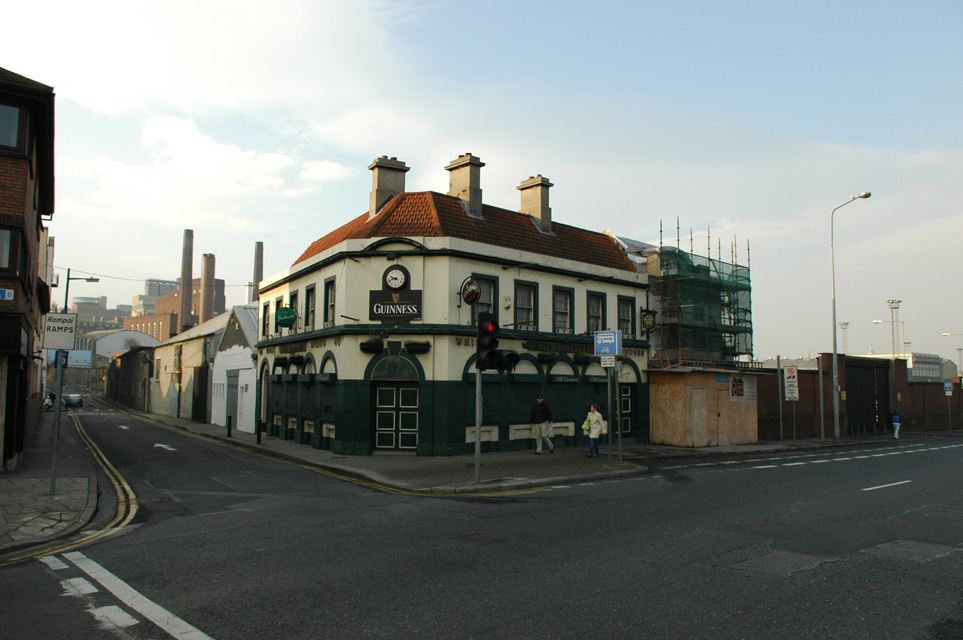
[3,396,962,639]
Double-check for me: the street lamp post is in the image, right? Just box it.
[831,192,871,441]
[50,267,99,495]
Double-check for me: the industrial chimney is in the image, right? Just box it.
[180,229,193,332]
[199,253,215,323]
[252,241,263,303]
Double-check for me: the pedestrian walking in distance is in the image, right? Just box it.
[892,411,901,439]
[583,404,606,457]
[530,394,555,454]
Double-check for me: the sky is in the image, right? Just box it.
[5,0,963,366]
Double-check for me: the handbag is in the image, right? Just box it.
[581,419,590,433]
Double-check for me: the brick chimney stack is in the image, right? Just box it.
[518,174,554,233]
[445,153,485,218]
[368,156,409,220]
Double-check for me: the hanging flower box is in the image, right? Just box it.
[404,341,431,354]
[359,339,383,354]
[537,352,557,364]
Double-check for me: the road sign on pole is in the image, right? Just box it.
[594,330,622,356]
[42,313,78,350]
[784,366,799,402]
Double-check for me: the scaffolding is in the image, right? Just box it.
[653,247,753,368]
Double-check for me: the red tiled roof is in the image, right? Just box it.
[293,192,636,272]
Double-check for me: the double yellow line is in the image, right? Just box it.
[0,416,139,567]
[131,412,545,499]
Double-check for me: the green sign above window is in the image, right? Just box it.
[276,307,297,328]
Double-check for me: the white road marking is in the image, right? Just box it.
[119,425,130,430]
[153,444,176,451]
[752,465,778,469]
[63,552,214,640]
[61,577,98,596]
[90,605,139,628]
[782,462,806,467]
[862,480,912,492]
[39,555,69,570]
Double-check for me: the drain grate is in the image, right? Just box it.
[725,551,836,577]
[861,540,960,562]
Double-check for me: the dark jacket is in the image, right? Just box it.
[530,400,553,424]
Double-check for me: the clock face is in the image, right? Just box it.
[385,268,407,290]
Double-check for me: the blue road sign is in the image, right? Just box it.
[594,330,622,355]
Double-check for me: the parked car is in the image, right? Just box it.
[63,394,83,408]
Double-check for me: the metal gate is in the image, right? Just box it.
[845,362,890,435]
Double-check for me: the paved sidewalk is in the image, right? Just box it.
[0,408,98,556]
[3,393,960,557]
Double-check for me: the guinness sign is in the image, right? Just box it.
[369,290,423,321]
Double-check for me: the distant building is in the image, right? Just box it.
[133,279,181,317]
[0,67,54,470]
[72,295,107,309]
[124,313,177,342]
[146,278,179,297]
[852,352,945,383]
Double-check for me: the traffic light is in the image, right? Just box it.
[476,312,519,371]
[476,312,501,370]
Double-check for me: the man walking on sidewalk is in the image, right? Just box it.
[530,394,555,454]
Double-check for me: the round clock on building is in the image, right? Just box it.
[384,267,407,290]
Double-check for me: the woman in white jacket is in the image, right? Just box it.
[584,405,607,457]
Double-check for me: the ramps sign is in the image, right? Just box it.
[42,313,78,350]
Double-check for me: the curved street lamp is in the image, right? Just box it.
[831,192,871,440]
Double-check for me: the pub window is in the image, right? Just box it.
[273,298,283,333]
[288,291,299,331]
[587,292,605,334]
[514,281,537,330]
[618,296,635,338]
[473,275,496,317]
[553,287,573,333]
[324,278,336,324]
[262,302,270,337]
[304,285,316,329]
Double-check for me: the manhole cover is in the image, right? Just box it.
[725,551,835,576]
[861,540,960,562]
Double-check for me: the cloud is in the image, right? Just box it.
[300,161,358,183]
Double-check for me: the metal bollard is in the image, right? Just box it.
[227,415,232,438]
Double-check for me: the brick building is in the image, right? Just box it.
[0,67,54,469]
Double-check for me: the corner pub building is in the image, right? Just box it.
[256,153,651,455]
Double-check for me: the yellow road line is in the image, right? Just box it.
[0,417,140,567]
[126,412,545,498]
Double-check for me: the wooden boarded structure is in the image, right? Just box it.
[649,369,759,446]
